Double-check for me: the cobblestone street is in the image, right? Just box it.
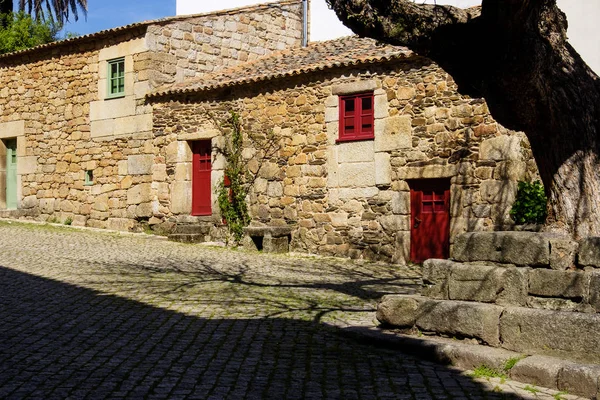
[0,221,583,399]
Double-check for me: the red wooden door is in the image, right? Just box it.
[191,140,212,216]
[410,179,450,263]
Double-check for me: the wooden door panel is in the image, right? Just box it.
[191,140,212,216]
[410,180,450,263]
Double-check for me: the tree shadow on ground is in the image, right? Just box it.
[0,265,522,399]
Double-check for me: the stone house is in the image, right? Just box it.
[150,35,538,264]
[0,0,538,264]
[0,0,304,225]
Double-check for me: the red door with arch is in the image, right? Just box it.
[409,179,450,263]
[191,140,212,216]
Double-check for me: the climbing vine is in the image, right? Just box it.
[217,111,249,244]
[214,111,280,245]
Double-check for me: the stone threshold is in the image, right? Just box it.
[330,322,598,399]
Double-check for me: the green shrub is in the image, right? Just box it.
[510,180,547,225]
[0,12,59,54]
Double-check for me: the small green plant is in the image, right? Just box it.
[553,391,568,400]
[503,355,525,372]
[470,365,506,380]
[510,180,547,225]
[524,385,540,394]
[64,217,73,226]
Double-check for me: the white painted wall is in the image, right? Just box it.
[176,0,599,73]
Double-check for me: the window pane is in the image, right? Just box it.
[111,63,118,79]
[344,117,355,133]
[422,192,433,201]
[361,115,372,132]
[344,98,355,113]
[434,201,446,212]
[422,202,433,213]
[361,96,372,111]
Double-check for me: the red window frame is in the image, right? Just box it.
[338,92,374,142]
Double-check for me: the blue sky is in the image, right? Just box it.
[52,1,176,36]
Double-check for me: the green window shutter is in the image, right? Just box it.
[107,58,125,98]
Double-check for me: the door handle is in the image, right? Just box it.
[414,217,421,229]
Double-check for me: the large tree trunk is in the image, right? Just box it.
[328,0,600,239]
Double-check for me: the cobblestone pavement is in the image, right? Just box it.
[0,221,585,399]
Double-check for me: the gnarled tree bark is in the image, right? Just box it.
[327,0,600,239]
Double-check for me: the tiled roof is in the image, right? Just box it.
[0,0,301,61]
[149,36,413,98]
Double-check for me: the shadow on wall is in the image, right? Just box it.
[0,265,524,399]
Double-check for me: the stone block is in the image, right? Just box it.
[262,236,289,253]
[374,115,412,152]
[509,355,569,390]
[479,136,522,161]
[127,183,153,205]
[136,202,154,218]
[376,295,425,327]
[578,237,600,268]
[337,140,375,163]
[396,164,458,180]
[379,215,409,232]
[546,235,578,270]
[500,307,600,362]
[166,141,192,164]
[446,264,527,305]
[267,182,283,197]
[421,259,452,299]
[337,187,379,200]
[39,198,55,214]
[127,154,154,175]
[331,80,377,95]
[589,272,600,312]
[448,264,501,303]
[387,192,408,216]
[337,162,375,188]
[557,363,600,399]
[374,152,391,186]
[90,97,136,121]
[416,300,503,346]
[452,231,550,266]
[171,181,192,214]
[528,269,589,299]
[107,218,135,232]
[494,160,527,181]
[17,156,37,175]
[479,180,517,204]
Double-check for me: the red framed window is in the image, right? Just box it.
[338,92,374,142]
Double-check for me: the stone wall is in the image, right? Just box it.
[152,57,539,263]
[0,2,304,231]
[145,0,304,86]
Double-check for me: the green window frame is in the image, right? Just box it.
[107,58,125,98]
[84,170,94,186]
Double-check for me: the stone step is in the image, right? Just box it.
[422,258,600,313]
[452,231,577,269]
[377,295,600,365]
[171,224,212,235]
[168,233,207,243]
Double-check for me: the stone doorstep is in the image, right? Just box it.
[377,295,600,366]
[168,233,207,243]
[334,324,600,399]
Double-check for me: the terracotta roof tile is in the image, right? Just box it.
[149,36,413,98]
